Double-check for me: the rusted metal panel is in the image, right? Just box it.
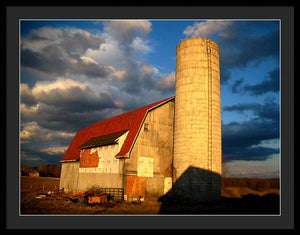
[79,148,99,168]
[88,195,108,204]
[125,175,147,198]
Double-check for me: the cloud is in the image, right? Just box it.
[20,79,123,132]
[223,97,279,123]
[103,20,152,46]
[20,121,74,144]
[20,21,168,166]
[21,26,114,79]
[21,144,65,166]
[85,40,125,67]
[130,37,152,53]
[231,78,244,94]
[22,26,105,55]
[140,64,156,79]
[183,20,234,37]
[224,30,279,68]
[243,68,280,95]
[183,21,280,84]
[40,146,68,155]
[230,68,280,96]
[29,79,116,112]
[20,83,37,106]
[21,47,114,78]
[80,56,98,65]
[222,99,280,161]
[156,72,175,91]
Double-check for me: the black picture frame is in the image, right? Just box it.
[4,6,294,229]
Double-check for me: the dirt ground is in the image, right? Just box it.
[20,190,280,215]
[20,176,280,215]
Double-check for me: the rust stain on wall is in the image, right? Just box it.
[125,175,147,198]
[79,148,99,168]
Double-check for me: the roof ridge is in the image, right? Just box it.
[78,96,174,133]
[60,96,174,162]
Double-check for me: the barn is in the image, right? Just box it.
[60,37,222,202]
[59,97,175,200]
[28,170,39,177]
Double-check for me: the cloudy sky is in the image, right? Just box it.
[20,19,280,178]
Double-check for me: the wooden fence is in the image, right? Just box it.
[21,184,60,192]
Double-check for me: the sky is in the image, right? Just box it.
[20,19,280,178]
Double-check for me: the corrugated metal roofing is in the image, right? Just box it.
[60,96,174,162]
[78,130,128,149]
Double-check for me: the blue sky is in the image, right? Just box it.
[20,19,280,178]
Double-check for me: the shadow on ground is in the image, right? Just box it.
[158,193,279,214]
[158,166,279,214]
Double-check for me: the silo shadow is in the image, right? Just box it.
[157,166,279,215]
[158,166,221,214]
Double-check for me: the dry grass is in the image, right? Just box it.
[21,176,60,188]
[20,176,280,215]
[221,177,280,198]
[222,177,279,189]
[222,186,279,198]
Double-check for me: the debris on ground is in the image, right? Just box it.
[126,195,142,204]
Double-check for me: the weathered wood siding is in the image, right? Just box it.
[125,100,174,198]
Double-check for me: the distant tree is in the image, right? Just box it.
[52,165,61,178]
[36,164,61,177]
[20,164,34,175]
[48,164,61,177]
[37,164,49,177]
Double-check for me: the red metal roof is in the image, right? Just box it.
[60,96,174,162]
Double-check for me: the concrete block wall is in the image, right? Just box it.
[173,37,222,201]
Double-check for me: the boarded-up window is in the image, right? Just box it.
[79,148,99,168]
[137,157,153,177]
[79,146,119,173]
[125,175,147,198]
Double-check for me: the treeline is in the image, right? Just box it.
[21,164,61,178]
[222,177,280,191]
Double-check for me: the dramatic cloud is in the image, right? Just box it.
[21,26,115,80]
[20,121,74,144]
[222,98,280,161]
[21,47,114,78]
[231,78,244,94]
[183,21,280,84]
[103,20,152,47]
[21,144,65,166]
[20,20,279,172]
[156,72,175,92]
[20,78,124,132]
[22,26,105,55]
[30,79,116,111]
[20,83,37,106]
[40,146,68,155]
[231,68,280,96]
[183,20,234,37]
[243,68,280,95]
[130,37,152,53]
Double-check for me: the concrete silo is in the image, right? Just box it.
[172,37,222,201]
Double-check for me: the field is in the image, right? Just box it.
[21,176,60,190]
[20,176,280,215]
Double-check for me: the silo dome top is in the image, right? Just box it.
[176,37,219,51]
